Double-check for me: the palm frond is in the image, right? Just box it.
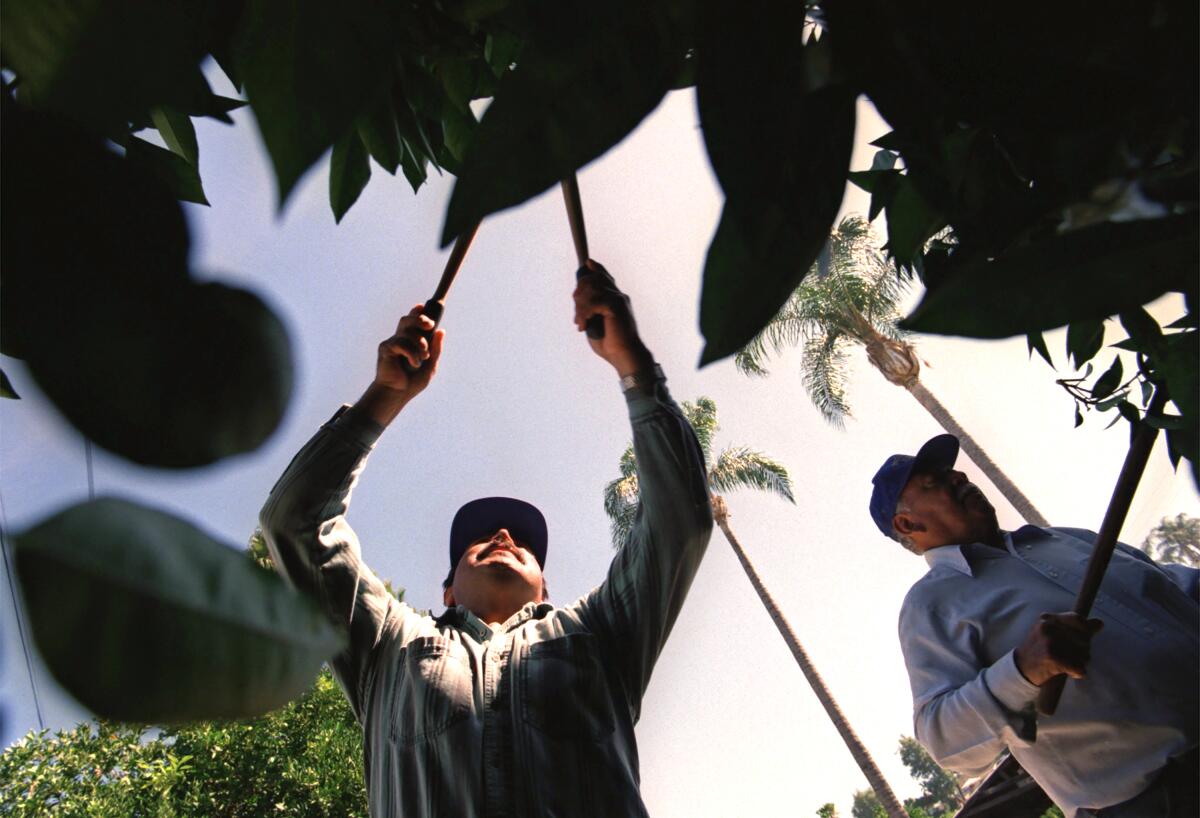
[602,473,641,549]
[681,397,719,465]
[801,330,852,427]
[709,446,795,504]
[617,443,637,478]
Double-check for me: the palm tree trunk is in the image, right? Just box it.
[711,496,909,818]
[904,380,1050,527]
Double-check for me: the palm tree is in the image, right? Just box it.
[604,398,909,818]
[735,215,1049,528]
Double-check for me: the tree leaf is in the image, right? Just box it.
[1090,356,1123,400]
[1118,306,1164,355]
[233,0,398,207]
[1026,331,1053,367]
[151,106,199,166]
[1066,319,1105,368]
[125,136,209,205]
[902,214,1198,338]
[1166,426,1199,488]
[329,130,371,223]
[14,498,345,723]
[696,9,857,364]
[399,139,429,194]
[0,0,212,131]
[1074,403,1084,427]
[441,0,679,245]
[4,102,292,467]
[0,368,19,399]
[882,175,944,267]
[356,93,402,175]
[1157,331,1198,425]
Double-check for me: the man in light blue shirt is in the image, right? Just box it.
[872,435,1198,817]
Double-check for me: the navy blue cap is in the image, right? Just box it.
[869,434,960,540]
[449,497,548,570]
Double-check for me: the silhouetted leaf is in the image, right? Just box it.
[697,12,856,365]
[1090,357,1123,400]
[3,102,291,467]
[0,0,212,131]
[1074,404,1084,427]
[15,498,345,722]
[903,215,1198,337]
[1158,331,1198,424]
[151,106,198,165]
[1118,307,1164,355]
[0,369,18,399]
[234,0,398,207]
[1027,332,1053,367]
[125,136,209,205]
[442,0,679,245]
[1067,319,1105,368]
[356,93,402,174]
[330,130,371,223]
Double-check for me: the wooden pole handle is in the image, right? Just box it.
[1036,389,1167,715]
[561,174,604,339]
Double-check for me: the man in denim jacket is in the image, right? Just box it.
[260,264,712,817]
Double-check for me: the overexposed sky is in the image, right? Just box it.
[2,71,1196,816]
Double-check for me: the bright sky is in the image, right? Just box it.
[2,71,1197,816]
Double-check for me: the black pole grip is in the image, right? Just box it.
[401,299,444,373]
[575,265,605,339]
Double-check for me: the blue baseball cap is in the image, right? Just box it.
[869,434,960,540]
[449,497,548,570]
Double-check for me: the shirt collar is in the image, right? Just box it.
[437,600,553,639]
[922,531,1017,577]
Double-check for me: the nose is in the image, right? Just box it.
[948,470,967,485]
[493,528,515,545]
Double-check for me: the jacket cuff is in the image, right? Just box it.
[623,371,671,420]
[983,649,1041,712]
[325,404,385,450]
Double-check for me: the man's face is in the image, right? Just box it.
[893,466,998,552]
[444,528,545,618]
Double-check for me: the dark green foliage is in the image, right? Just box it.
[697,16,856,364]
[14,499,345,722]
[2,95,292,469]
[0,670,369,817]
[330,128,373,223]
[0,369,19,399]
[898,736,963,816]
[441,0,683,245]
[232,0,399,205]
[1140,513,1200,567]
[124,135,209,205]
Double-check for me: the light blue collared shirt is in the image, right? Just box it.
[899,526,1198,816]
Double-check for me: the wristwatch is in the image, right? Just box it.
[619,364,664,394]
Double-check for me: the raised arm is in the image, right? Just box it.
[258,305,443,721]
[569,263,714,714]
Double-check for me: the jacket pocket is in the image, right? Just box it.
[389,636,472,746]
[521,633,615,741]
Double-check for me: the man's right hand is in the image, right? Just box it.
[357,304,444,427]
[1014,612,1104,686]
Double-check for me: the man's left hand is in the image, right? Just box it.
[572,261,654,377]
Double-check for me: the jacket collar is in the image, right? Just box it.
[436,600,554,640]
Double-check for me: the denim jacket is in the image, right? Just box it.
[260,377,712,817]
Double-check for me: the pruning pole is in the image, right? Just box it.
[1036,388,1169,715]
[404,221,481,372]
[561,173,604,339]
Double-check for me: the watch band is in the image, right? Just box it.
[619,364,665,394]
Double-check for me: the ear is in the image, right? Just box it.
[443,587,455,607]
[893,513,923,537]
